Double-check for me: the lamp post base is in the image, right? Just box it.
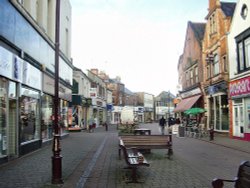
[51,155,63,184]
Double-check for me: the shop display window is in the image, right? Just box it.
[41,94,53,140]
[60,100,69,134]
[221,95,229,130]
[0,78,8,157]
[20,87,40,143]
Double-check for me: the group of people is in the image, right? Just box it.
[159,116,176,135]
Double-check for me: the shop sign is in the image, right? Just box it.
[13,56,23,82]
[43,74,54,95]
[59,85,72,101]
[180,87,201,98]
[0,46,12,79]
[229,76,250,97]
[23,61,42,90]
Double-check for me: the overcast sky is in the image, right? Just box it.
[70,0,237,96]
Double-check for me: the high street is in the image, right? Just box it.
[0,123,249,188]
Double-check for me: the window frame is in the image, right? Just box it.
[236,27,250,73]
[213,53,220,76]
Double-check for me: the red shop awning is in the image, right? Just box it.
[173,95,201,113]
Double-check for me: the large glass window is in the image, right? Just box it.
[236,28,250,73]
[221,95,229,130]
[41,94,53,140]
[0,78,8,157]
[8,81,17,156]
[239,42,244,71]
[215,96,220,130]
[60,100,69,134]
[20,88,40,143]
[245,37,250,68]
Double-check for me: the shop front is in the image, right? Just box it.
[0,47,25,162]
[42,74,71,142]
[229,76,250,141]
[206,81,229,132]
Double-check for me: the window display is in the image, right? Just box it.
[41,94,53,140]
[60,100,69,134]
[0,78,7,157]
[20,87,40,143]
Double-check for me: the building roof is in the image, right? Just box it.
[221,2,236,17]
[124,87,134,95]
[189,22,206,47]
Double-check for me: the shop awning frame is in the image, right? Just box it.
[173,95,201,113]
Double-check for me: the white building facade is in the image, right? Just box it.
[0,0,72,163]
[228,0,250,141]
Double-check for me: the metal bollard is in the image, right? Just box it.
[209,128,214,141]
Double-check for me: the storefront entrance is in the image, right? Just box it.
[233,100,244,138]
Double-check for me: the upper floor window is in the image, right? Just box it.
[236,29,250,73]
[194,66,198,83]
[207,65,210,80]
[210,13,216,34]
[222,55,227,72]
[190,69,193,85]
[213,54,219,75]
[185,71,189,87]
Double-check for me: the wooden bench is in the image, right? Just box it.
[119,135,173,158]
[212,161,250,188]
[133,128,151,135]
[119,142,150,183]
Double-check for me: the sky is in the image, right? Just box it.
[70,0,237,96]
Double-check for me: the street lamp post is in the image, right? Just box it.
[206,52,214,141]
[52,0,63,184]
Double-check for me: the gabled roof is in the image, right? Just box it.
[124,88,134,95]
[189,22,206,45]
[221,2,236,17]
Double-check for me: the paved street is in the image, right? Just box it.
[0,123,250,188]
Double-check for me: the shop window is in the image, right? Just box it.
[215,96,220,130]
[41,94,53,140]
[221,95,229,130]
[8,81,17,156]
[20,88,40,143]
[60,100,69,134]
[0,78,8,157]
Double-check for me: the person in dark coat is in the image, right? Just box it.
[159,116,166,135]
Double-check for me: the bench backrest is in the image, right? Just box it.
[120,135,172,145]
[236,161,250,188]
[119,143,132,166]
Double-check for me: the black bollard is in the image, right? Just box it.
[209,127,214,141]
[105,122,108,131]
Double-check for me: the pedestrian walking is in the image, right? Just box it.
[159,116,166,135]
[104,122,108,131]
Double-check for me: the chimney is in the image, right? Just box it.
[90,68,99,75]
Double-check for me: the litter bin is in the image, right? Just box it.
[178,126,185,137]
